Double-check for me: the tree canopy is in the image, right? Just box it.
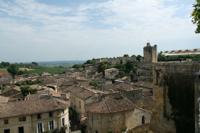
[7,64,19,79]
[192,0,200,33]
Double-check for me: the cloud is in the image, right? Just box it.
[0,0,199,62]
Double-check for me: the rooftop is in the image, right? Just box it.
[162,48,200,56]
[0,97,68,119]
[87,93,134,113]
[66,85,95,100]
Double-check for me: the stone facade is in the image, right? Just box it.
[125,108,151,129]
[104,68,119,79]
[87,111,126,133]
[0,98,70,133]
[87,108,151,133]
[0,108,69,133]
[70,94,87,115]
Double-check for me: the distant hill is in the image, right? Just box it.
[38,60,85,67]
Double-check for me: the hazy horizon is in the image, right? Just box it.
[0,0,200,62]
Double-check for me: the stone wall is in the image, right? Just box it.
[152,62,200,133]
[87,109,151,133]
[137,63,153,82]
[70,95,86,115]
[195,71,200,133]
[87,112,126,133]
[125,108,151,129]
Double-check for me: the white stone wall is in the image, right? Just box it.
[125,108,152,129]
[0,109,70,133]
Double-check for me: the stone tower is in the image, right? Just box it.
[143,42,157,63]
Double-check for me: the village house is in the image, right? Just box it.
[86,93,152,133]
[0,97,70,133]
[67,85,96,118]
[0,85,22,99]
[0,71,11,86]
[104,68,119,80]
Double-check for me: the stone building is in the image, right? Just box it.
[104,68,119,79]
[0,98,70,133]
[86,94,151,133]
[162,48,200,56]
[67,86,96,117]
[143,42,157,63]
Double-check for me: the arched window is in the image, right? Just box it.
[142,115,145,124]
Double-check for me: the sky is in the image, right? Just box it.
[0,0,199,62]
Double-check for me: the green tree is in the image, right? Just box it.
[20,86,37,97]
[124,61,136,74]
[136,55,143,62]
[158,52,166,61]
[97,62,110,76]
[31,62,38,67]
[192,0,200,33]
[0,62,10,68]
[7,64,19,79]
[72,64,83,69]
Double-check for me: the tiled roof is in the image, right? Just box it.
[87,93,134,113]
[67,85,95,100]
[162,48,200,56]
[0,98,68,118]
[103,82,135,91]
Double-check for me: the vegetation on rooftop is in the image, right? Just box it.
[89,80,103,88]
[20,86,37,97]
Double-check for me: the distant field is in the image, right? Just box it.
[0,68,7,72]
[38,60,85,67]
[0,60,85,75]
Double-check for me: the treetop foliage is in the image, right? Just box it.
[192,0,200,33]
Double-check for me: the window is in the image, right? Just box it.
[37,114,41,119]
[142,116,145,125]
[48,120,54,130]
[61,118,65,127]
[4,119,8,124]
[49,112,53,117]
[18,126,24,133]
[37,122,43,133]
[4,129,10,133]
[19,117,26,122]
